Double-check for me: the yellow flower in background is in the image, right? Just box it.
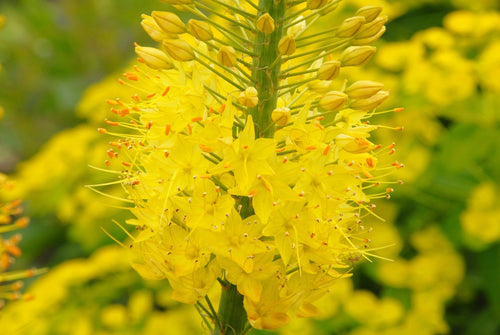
[95,0,401,332]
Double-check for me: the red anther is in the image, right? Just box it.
[105,119,119,126]
[192,116,203,122]
[164,150,169,158]
[146,121,153,129]
[162,86,170,96]
[147,92,157,98]
[97,128,107,134]
[122,161,132,167]
[165,124,171,136]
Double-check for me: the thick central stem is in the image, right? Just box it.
[249,0,285,138]
[215,283,248,334]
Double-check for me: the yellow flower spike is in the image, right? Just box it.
[317,60,341,80]
[350,90,389,110]
[152,11,187,34]
[356,15,388,39]
[162,39,195,61]
[336,16,366,38]
[355,6,384,23]
[339,46,377,67]
[135,45,174,70]
[238,87,259,108]
[217,46,237,67]
[141,14,175,42]
[256,13,275,34]
[278,35,296,56]
[271,107,291,126]
[307,0,330,10]
[319,91,348,111]
[188,19,213,41]
[345,80,384,99]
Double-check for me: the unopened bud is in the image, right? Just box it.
[345,80,383,99]
[317,60,341,80]
[217,46,237,67]
[152,11,186,34]
[141,15,175,42]
[162,39,195,61]
[339,46,376,66]
[271,107,291,126]
[307,0,330,10]
[355,6,383,23]
[352,26,386,46]
[319,91,348,111]
[278,35,296,55]
[238,87,259,107]
[356,16,388,38]
[319,2,339,16]
[350,90,389,110]
[135,46,174,70]
[308,80,332,93]
[336,16,366,38]
[188,19,213,41]
[256,13,275,34]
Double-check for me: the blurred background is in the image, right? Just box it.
[0,0,499,334]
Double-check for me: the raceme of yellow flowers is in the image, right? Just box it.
[95,0,402,332]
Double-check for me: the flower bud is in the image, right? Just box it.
[256,13,275,34]
[356,16,388,38]
[319,91,348,111]
[238,87,259,108]
[355,6,383,23]
[345,80,383,99]
[336,16,366,38]
[162,39,195,61]
[350,90,389,110]
[135,46,174,70]
[278,35,296,55]
[152,11,187,34]
[271,107,291,126]
[339,46,376,66]
[318,2,339,16]
[217,46,237,67]
[317,60,341,80]
[141,15,175,42]
[308,80,332,93]
[188,19,213,41]
[307,0,330,10]
[352,26,386,46]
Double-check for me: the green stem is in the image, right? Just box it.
[214,283,249,334]
[249,0,286,138]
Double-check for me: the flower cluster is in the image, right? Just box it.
[97,0,401,330]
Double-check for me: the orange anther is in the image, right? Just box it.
[132,180,140,185]
[248,190,258,196]
[106,99,118,106]
[146,121,153,129]
[394,107,404,113]
[122,161,132,167]
[366,157,374,168]
[118,79,125,85]
[107,149,115,158]
[162,86,170,96]
[147,92,157,98]
[305,145,317,150]
[165,124,171,136]
[132,106,140,111]
[130,120,138,126]
[164,150,169,158]
[132,94,141,102]
[97,128,107,134]
[116,99,124,106]
[105,119,119,126]
[6,245,21,257]
[386,188,394,193]
[109,141,122,148]
[137,57,144,63]
[219,104,226,114]
[105,160,111,166]
[264,181,272,192]
[323,144,332,156]
[119,108,130,117]
[124,72,138,81]
[187,123,192,135]
[224,162,231,169]
[276,147,286,152]
[209,106,214,114]
[192,116,203,122]
[396,126,404,131]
